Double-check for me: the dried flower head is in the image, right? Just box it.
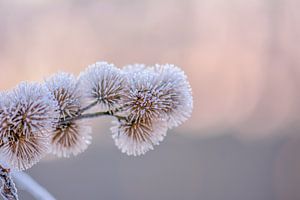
[45,72,81,119]
[153,64,193,128]
[122,66,163,122]
[122,64,193,128]
[0,134,51,171]
[0,82,58,170]
[46,72,91,157]
[111,118,168,156]
[79,62,126,111]
[51,121,91,157]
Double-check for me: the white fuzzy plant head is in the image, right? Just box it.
[79,62,126,111]
[0,82,59,170]
[0,61,193,170]
[45,72,92,158]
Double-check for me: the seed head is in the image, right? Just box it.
[0,82,59,170]
[111,118,168,156]
[46,72,91,157]
[153,64,193,128]
[79,62,126,111]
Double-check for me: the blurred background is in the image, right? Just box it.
[0,0,300,199]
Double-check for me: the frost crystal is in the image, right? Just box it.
[79,62,126,111]
[111,118,168,156]
[0,82,58,170]
[45,72,92,157]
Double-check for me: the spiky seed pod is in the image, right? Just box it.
[1,134,51,171]
[45,72,82,119]
[153,64,193,128]
[0,82,59,170]
[121,66,163,122]
[111,118,168,156]
[46,72,92,157]
[122,63,193,128]
[79,62,126,111]
[51,121,91,157]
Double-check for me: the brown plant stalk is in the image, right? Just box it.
[0,165,18,200]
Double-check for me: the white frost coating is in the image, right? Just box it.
[153,64,193,128]
[0,82,59,170]
[45,72,92,158]
[79,61,126,111]
[122,64,148,74]
[111,119,168,156]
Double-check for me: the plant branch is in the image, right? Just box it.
[0,165,18,200]
[12,171,56,200]
[60,111,126,125]
[79,101,98,113]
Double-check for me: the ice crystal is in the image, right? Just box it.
[45,72,91,157]
[111,118,168,156]
[0,82,58,170]
[79,62,126,111]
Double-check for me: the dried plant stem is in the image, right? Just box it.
[76,111,125,121]
[79,101,98,113]
[60,111,126,125]
[0,165,18,200]
[12,171,56,200]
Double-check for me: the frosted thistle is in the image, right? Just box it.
[122,65,163,122]
[111,118,168,156]
[121,64,193,128]
[79,62,126,111]
[153,64,193,128]
[51,121,91,157]
[45,72,92,157]
[0,82,58,170]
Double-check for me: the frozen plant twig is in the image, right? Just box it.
[79,101,98,113]
[60,110,126,125]
[12,171,56,200]
[0,165,18,200]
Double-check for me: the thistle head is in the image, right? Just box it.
[122,64,193,128]
[51,121,92,158]
[122,66,162,122]
[45,72,82,119]
[79,62,126,111]
[0,82,59,170]
[46,72,91,157]
[153,64,193,128]
[111,118,168,156]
